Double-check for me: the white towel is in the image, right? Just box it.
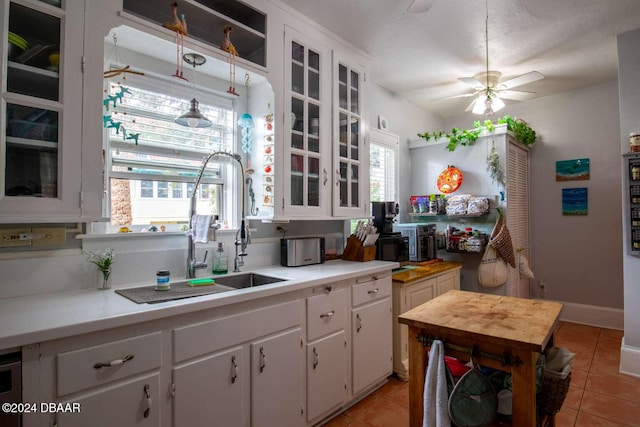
[423,340,451,427]
[190,214,212,243]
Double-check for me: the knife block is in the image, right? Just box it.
[342,235,376,262]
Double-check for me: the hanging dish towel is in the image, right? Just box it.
[423,340,451,427]
[189,214,212,243]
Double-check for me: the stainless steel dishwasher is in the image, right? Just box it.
[0,352,21,427]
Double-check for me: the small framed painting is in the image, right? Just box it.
[556,158,590,181]
[562,187,588,215]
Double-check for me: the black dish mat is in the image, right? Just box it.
[116,281,236,304]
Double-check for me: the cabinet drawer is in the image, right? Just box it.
[57,332,162,396]
[352,275,391,307]
[307,288,346,341]
[173,299,303,363]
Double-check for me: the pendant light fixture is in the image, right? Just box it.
[471,0,504,116]
[175,53,212,128]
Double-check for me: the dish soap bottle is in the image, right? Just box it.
[212,242,228,275]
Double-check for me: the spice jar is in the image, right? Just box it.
[156,270,171,291]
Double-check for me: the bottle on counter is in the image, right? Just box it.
[212,242,228,275]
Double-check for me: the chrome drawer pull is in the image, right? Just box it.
[231,355,238,384]
[93,354,134,369]
[320,310,335,319]
[367,288,379,295]
[143,384,151,418]
[259,347,267,373]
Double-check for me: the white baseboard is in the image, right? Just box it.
[620,338,640,378]
[556,301,624,330]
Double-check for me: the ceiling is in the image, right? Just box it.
[278,0,640,119]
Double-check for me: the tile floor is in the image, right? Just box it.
[322,321,640,427]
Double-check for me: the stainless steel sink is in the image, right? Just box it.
[115,273,288,304]
[214,273,287,289]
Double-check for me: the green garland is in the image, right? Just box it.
[417,115,537,152]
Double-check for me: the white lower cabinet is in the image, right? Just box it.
[252,328,305,427]
[350,275,392,396]
[57,373,161,427]
[305,285,348,424]
[391,267,461,380]
[172,299,305,427]
[172,346,246,427]
[21,271,395,427]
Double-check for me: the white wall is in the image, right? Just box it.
[443,81,624,313]
[367,83,444,222]
[617,27,640,376]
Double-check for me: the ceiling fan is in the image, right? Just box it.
[413,0,544,114]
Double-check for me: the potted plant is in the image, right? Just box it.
[86,248,115,290]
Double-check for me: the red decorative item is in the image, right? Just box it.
[437,165,463,194]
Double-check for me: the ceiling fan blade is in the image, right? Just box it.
[458,77,485,90]
[407,0,437,13]
[465,98,477,112]
[433,92,478,101]
[498,71,544,89]
[497,90,536,101]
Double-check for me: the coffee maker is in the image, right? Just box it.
[370,201,399,234]
[371,202,409,262]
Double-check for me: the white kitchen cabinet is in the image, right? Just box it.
[0,0,101,222]
[172,347,246,427]
[305,285,348,423]
[252,328,305,427]
[281,25,332,218]
[350,274,392,396]
[172,299,305,427]
[22,330,163,427]
[332,51,368,218]
[56,373,161,427]
[391,267,461,380]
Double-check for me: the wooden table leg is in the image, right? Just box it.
[510,350,539,427]
[407,325,426,427]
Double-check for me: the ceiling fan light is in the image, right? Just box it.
[491,96,505,112]
[472,96,488,114]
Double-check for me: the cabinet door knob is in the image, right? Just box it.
[259,347,267,373]
[356,313,362,333]
[320,310,335,319]
[93,354,134,369]
[143,384,152,418]
[231,355,238,384]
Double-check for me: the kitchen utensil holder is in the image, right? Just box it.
[342,235,376,262]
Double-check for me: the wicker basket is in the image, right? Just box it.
[490,220,516,268]
[537,372,572,416]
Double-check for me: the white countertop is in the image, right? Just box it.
[0,260,397,350]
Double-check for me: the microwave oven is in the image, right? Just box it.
[375,233,409,262]
[392,223,438,262]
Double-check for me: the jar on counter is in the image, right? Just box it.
[156,270,171,291]
[630,132,640,153]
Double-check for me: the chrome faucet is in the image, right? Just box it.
[186,151,248,278]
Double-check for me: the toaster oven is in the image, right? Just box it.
[392,223,438,262]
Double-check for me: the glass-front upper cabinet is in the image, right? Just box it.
[283,26,331,217]
[1,0,85,221]
[332,52,367,217]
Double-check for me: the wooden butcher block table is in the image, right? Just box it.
[398,290,563,427]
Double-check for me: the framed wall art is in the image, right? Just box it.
[562,187,588,215]
[556,158,590,181]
